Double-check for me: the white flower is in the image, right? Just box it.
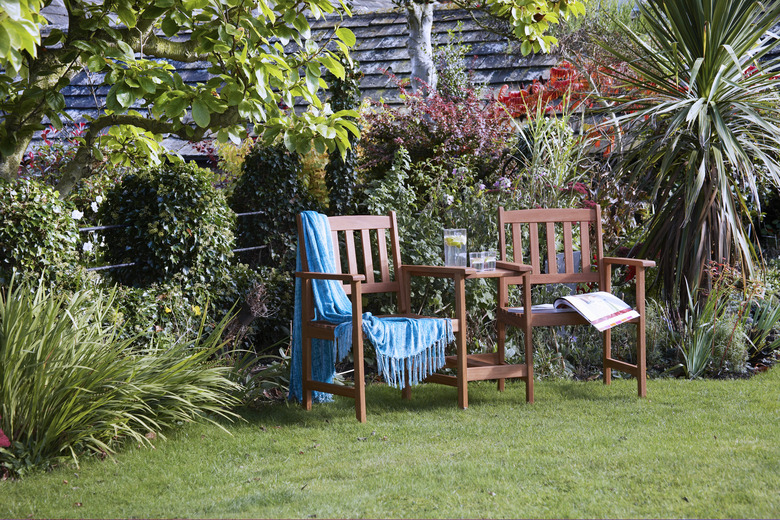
[95,195,103,204]
[444,194,454,205]
[71,209,83,220]
[82,242,93,252]
[91,201,99,212]
[52,205,61,214]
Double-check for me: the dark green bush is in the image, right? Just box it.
[99,162,234,286]
[0,179,82,286]
[229,142,320,270]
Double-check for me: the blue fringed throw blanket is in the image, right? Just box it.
[288,211,453,403]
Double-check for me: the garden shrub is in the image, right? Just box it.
[229,142,320,270]
[99,162,234,286]
[111,263,264,349]
[0,280,241,478]
[358,83,515,196]
[0,178,86,288]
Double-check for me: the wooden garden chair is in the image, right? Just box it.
[496,205,656,402]
[296,211,530,422]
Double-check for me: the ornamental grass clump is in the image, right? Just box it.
[0,279,241,478]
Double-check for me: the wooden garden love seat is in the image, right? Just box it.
[496,205,656,402]
[295,211,531,422]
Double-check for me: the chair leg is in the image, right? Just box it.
[402,360,412,400]
[637,320,647,398]
[524,326,534,403]
[602,329,612,386]
[302,336,313,411]
[496,321,506,392]
[353,336,367,423]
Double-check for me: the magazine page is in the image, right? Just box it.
[555,291,640,332]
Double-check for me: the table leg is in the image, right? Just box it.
[455,274,468,409]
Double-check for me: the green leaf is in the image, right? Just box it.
[138,76,157,94]
[182,0,208,11]
[0,0,22,20]
[116,40,134,59]
[335,27,356,47]
[117,4,137,28]
[86,55,106,72]
[0,26,10,57]
[191,98,210,128]
[161,16,179,37]
[319,56,344,80]
[165,95,188,118]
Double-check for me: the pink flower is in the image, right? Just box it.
[0,427,9,448]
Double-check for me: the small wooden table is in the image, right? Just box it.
[400,261,532,409]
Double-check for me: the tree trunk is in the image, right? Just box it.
[406,1,437,93]
[0,139,29,182]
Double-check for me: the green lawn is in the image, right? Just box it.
[2,369,779,519]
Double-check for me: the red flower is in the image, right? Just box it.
[0,428,9,448]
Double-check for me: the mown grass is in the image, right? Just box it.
[2,368,779,519]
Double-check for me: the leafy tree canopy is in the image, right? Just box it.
[0,0,359,196]
[451,0,587,55]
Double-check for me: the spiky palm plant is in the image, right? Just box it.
[597,0,780,304]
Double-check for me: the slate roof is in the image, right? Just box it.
[313,6,557,108]
[37,4,552,158]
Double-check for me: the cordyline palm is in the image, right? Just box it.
[597,0,780,305]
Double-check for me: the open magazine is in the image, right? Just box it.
[509,291,639,332]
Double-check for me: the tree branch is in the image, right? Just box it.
[54,107,241,197]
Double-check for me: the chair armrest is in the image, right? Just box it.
[400,265,476,278]
[496,261,532,273]
[295,271,366,282]
[602,257,656,269]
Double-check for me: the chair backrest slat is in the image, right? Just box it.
[563,221,574,273]
[545,222,556,274]
[361,228,375,284]
[529,222,541,275]
[512,223,523,263]
[377,228,391,283]
[580,220,591,273]
[345,230,359,275]
[331,230,342,273]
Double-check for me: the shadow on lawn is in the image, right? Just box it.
[236,378,644,428]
